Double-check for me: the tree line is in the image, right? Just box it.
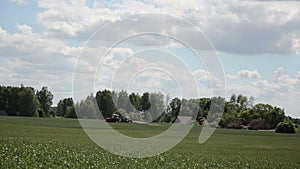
[0,85,298,129]
[0,85,53,117]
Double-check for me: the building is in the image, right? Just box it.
[226,118,247,129]
[247,119,271,130]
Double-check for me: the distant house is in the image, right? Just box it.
[247,119,271,130]
[176,116,192,124]
[226,118,247,129]
[198,117,208,125]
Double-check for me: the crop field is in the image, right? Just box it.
[0,116,300,168]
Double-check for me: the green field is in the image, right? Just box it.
[0,117,299,168]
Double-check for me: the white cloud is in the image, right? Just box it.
[34,0,300,55]
[10,0,27,5]
[252,80,280,93]
[36,0,121,38]
[291,38,300,54]
[0,24,81,58]
[193,69,222,88]
[274,67,297,89]
[0,27,7,44]
[225,74,238,80]
[237,69,261,79]
[226,69,261,80]
[16,24,32,34]
[0,25,81,103]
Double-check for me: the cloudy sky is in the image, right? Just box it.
[1,0,300,117]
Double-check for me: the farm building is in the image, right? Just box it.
[176,116,192,124]
[226,118,247,129]
[247,119,271,130]
[198,117,208,125]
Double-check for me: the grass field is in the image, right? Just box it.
[0,116,300,168]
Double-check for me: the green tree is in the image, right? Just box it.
[65,105,77,118]
[7,87,21,116]
[75,94,98,119]
[36,87,53,116]
[148,92,165,121]
[265,107,285,129]
[229,94,237,105]
[275,121,296,133]
[57,98,74,117]
[219,113,235,128]
[116,90,128,110]
[198,98,211,118]
[237,94,248,110]
[96,89,116,118]
[207,97,225,125]
[170,97,181,118]
[140,92,151,112]
[129,93,141,111]
[239,109,252,120]
[17,87,39,117]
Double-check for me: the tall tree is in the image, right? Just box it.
[36,87,53,116]
[17,87,39,117]
[140,92,151,113]
[75,94,98,119]
[116,90,134,113]
[65,105,77,118]
[116,90,127,108]
[229,94,237,105]
[148,92,164,121]
[129,93,141,111]
[57,97,74,117]
[198,98,211,118]
[96,89,116,118]
[170,97,181,117]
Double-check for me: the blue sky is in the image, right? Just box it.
[1,0,300,117]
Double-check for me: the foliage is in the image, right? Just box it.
[96,89,116,118]
[74,94,98,119]
[140,92,151,113]
[65,106,76,118]
[0,84,292,129]
[17,87,39,117]
[219,113,234,128]
[129,93,141,111]
[0,85,53,117]
[57,98,74,117]
[147,92,165,120]
[115,90,134,113]
[275,121,297,133]
[36,87,53,116]
[219,94,285,129]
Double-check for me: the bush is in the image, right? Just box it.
[275,121,296,134]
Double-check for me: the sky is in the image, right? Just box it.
[0,0,300,118]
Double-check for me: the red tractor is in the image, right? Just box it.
[105,113,132,123]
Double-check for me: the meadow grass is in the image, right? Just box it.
[0,116,299,168]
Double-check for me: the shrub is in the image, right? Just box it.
[275,121,296,134]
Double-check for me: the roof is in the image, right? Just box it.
[225,118,249,129]
[226,122,242,129]
[247,119,271,130]
[231,118,247,125]
[176,116,192,124]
